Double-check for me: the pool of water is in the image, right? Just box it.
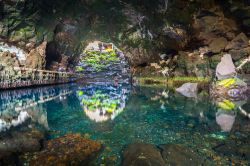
[0,83,249,165]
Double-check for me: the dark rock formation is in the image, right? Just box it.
[21,133,102,165]
[0,128,45,161]
[25,41,47,69]
[122,143,204,166]
[122,143,165,166]
[160,144,203,165]
[0,0,249,75]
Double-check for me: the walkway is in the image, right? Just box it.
[0,67,78,89]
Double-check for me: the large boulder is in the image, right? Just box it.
[176,83,198,98]
[122,143,205,166]
[160,144,204,165]
[216,54,236,80]
[0,129,44,160]
[122,143,165,166]
[21,133,102,165]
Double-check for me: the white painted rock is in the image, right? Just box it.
[216,54,236,80]
[176,83,198,98]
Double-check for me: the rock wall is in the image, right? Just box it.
[0,0,249,74]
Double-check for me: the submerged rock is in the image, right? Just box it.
[159,144,203,165]
[213,140,250,160]
[21,133,102,165]
[176,83,198,98]
[122,143,204,166]
[0,129,44,160]
[122,143,165,166]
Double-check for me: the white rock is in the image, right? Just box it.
[216,54,236,80]
[176,82,198,98]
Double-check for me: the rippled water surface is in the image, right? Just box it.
[0,83,249,165]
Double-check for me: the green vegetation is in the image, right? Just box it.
[76,50,119,72]
[137,76,211,86]
[77,90,120,114]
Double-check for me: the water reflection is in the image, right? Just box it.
[214,98,247,132]
[145,87,249,133]
[0,85,74,132]
[77,83,130,122]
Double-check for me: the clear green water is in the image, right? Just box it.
[0,83,249,165]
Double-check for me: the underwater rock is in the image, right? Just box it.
[123,143,204,166]
[21,133,101,165]
[159,144,203,165]
[213,140,250,160]
[176,83,198,98]
[0,129,44,159]
[122,143,165,166]
[216,54,236,80]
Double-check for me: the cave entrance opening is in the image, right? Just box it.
[75,40,130,84]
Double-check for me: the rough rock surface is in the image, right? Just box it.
[122,143,204,166]
[160,144,203,165]
[21,133,102,166]
[209,37,228,54]
[0,129,44,160]
[122,143,166,166]
[225,33,249,51]
[0,0,250,74]
[25,42,47,69]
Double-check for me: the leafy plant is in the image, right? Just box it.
[76,50,120,72]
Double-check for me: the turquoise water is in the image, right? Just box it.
[0,83,249,165]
